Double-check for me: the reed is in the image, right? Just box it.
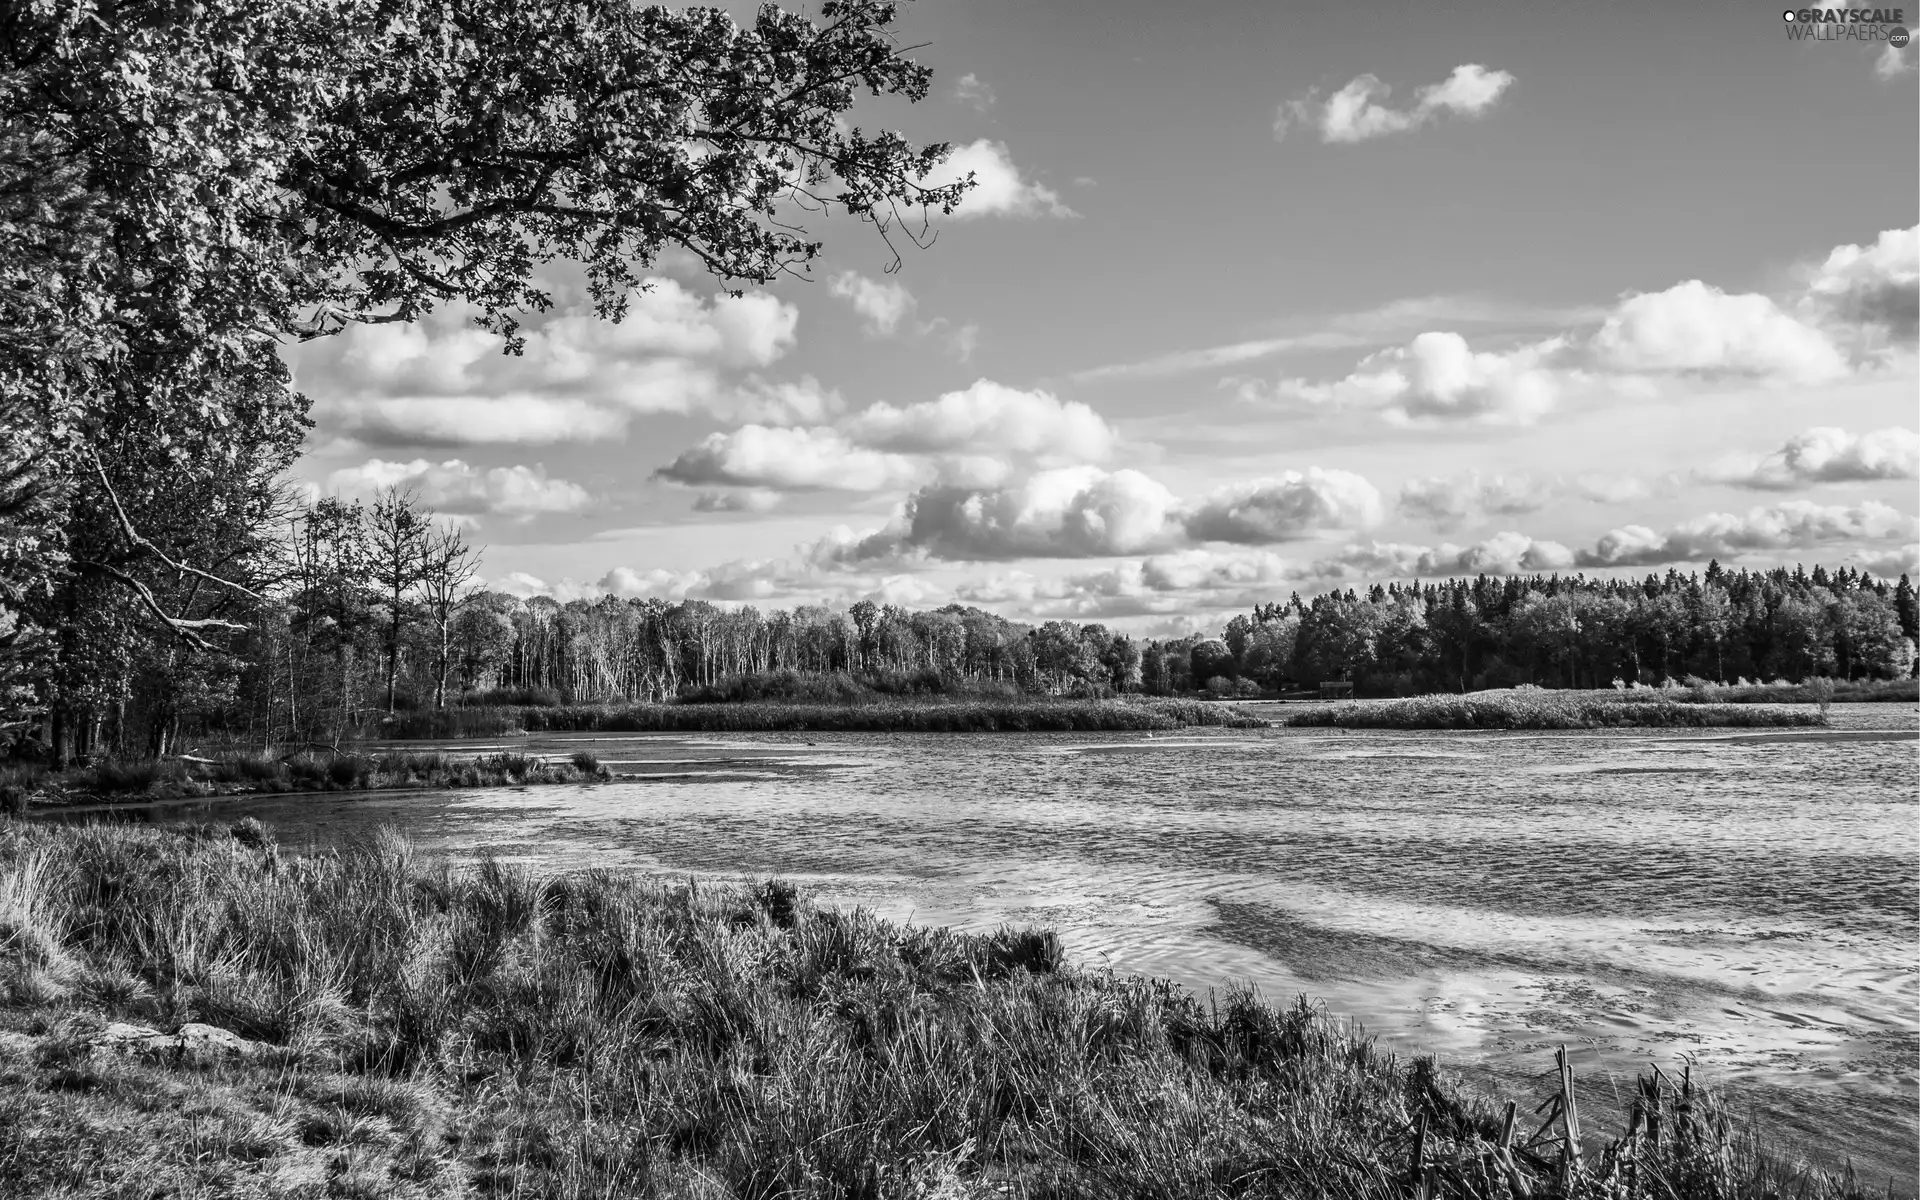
[381,695,1267,737]
[0,822,1874,1199]
[1278,689,1827,730]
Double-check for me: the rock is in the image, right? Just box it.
[176,1022,253,1057]
[89,1020,256,1060]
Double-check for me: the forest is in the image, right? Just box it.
[7,472,1911,762]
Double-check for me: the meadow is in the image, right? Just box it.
[0,820,1876,1199]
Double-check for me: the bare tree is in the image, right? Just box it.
[419,523,482,710]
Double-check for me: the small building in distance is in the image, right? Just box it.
[1317,680,1354,699]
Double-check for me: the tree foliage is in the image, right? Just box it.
[0,0,966,757]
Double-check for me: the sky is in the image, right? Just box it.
[283,0,1920,635]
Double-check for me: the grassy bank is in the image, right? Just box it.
[380,696,1267,738]
[0,749,610,813]
[1277,689,1827,730]
[0,822,1868,1199]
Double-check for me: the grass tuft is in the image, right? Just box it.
[1278,689,1828,730]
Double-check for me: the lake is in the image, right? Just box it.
[113,703,1919,1186]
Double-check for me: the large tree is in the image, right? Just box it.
[1,0,967,757]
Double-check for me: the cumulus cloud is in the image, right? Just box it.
[1856,543,1919,578]
[654,426,919,493]
[955,548,1299,620]
[1313,533,1574,579]
[693,489,783,513]
[1802,225,1918,343]
[1577,501,1914,567]
[1704,426,1920,491]
[1182,470,1384,543]
[841,381,1116,464]
[1874,43,1912,80]
[825,464,1386,566]
[1278,332,1570,424]
[1397,473,1555,530]
[653,381,1121,498]
[290,280,800,447]
[1276,64,1514,143]
[926,140,1076,219]
[1590,280,1847,384]
[829,272,916,336]
[1261,228,1909,424]
[327,458,590,518]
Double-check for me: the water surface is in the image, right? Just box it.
[126,703,1919,1184]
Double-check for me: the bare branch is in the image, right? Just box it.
[73,559,246,651]
[86,448,268,604]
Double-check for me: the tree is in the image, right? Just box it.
[419,524,482,710]
[367,490,429,715]
[3,0,968,747]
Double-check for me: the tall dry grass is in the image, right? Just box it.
[1278,689,1827,730]
[0,822,1875,1198]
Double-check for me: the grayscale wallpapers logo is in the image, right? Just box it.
[1781,7,1911,42]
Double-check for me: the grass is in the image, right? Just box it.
[7,749,612,811]
[0,820,1875,1199]
[1276,688,1829,730]
[1674,677,1918,705]
[381,695,1268,737]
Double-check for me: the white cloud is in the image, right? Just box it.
[1313,533,1573,579]
[1704,426,1920,491]
[927,140,1076,219]
[1397,473,1556,530]
[1856,543,1919,578]
[841,380,1117,464]
[1802,224,1918,342]
[654,426,920,493]
[290,280,800,447]
[1590,280,1847,384]
[692,489,783,513]
[327,458,590,518]
[1875,43,1912,80]
[1279,332,1570,424]
[1578,501,1915,567]
[954,72,996,110]
[849,467,1185,562]
[829,272,917,336]
[1183,470,1384,543]
[1276,64,1514,144]
[488,571,600,603]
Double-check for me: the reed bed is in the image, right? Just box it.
[0,821,1873,1199]
[6,749,610,810]
[381,696,1267,738]
[1277,689,1827,730]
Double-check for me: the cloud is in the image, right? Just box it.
[488,571,601,603]
[826,464,1385,566]
[841,381,1117,464]
[327,458,591,517]
[1182,470,1384,543]
[693,489,783,513]
[290,280,800,447]
[1590,280,1847,384]
[1856,543,1919,578]
[954,72,996,110]
[654,426,919,493]
[1802,225,1918,342]
[1397,473,1555,530]
[829,272,916,336]
[955,548,1300,620]
[1704,426,1920,491]
[1313,533,1574,579]
[1875,43,1912,80]
[1279,332,1570,424]
[927,140,1077,219]
[1260,230,1904,424]
[1577,501,1914,567]
[1276,64,1514,144]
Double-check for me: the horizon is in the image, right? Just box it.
[283,0,1920,639]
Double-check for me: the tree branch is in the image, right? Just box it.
[86,448,267,604]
